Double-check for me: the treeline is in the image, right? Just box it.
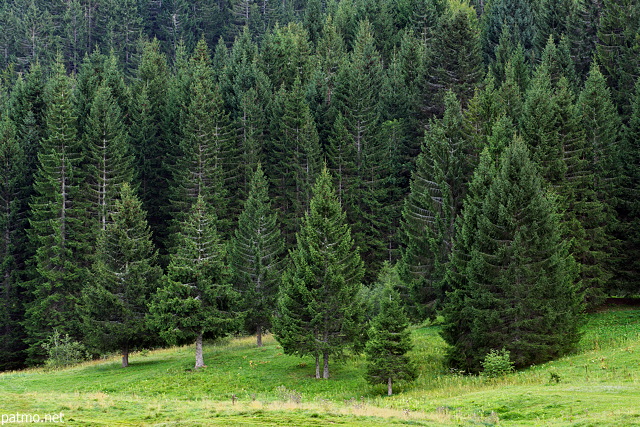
[0,0,638,376]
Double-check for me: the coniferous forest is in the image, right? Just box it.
[0,0,639,383]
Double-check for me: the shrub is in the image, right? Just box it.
[42,330,89,369]
[481,348,514,377]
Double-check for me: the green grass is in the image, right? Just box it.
[1,307,640,425]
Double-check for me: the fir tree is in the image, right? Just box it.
[24,60,88,363]
[616,78,640,294]
[399,92,472,320]
[365,282,417,396]
[442,138,582,373]
[274,168,364,379]
[150,196,237,369]
[82,184,161,367]
[424,1,483,114]
[230,165,285,346]
[82,82,135,234]
[268,78,321,245]
[171,38,235,237]
[0,116,28,370]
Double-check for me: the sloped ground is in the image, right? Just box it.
[1,307,639,426]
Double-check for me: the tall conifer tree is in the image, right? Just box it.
[25,59,87,362]
[275,168,364,379]
[82,184,161,367]
[150,196,237,369]
[443,139,582,373]
[399,92,473,320]
[0,116,28,370]
[230,165,285,346]
[82,82,135,234]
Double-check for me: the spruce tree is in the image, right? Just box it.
[82,82,135,234]
[365,282,417,396]
[442,138,582,373]
[132,39,174,256]
[596,0,640,119]
[575,62,620,300]
[424,1,483,114]
[274,168,364,379]
[82,184,161,367]
[268,78,321,245]
[482,0,535,62]
[334,19,389,281]
[0,116,28,370]
[616,78,640,294]
[399,92,472,320]
[150,196,237,369]
[230,165,285,346]
[25,60,88,362]
[171,38,235,237]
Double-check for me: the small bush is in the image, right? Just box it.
[42,329,89,369]
[549,371,561,383]
[481,348,514,377]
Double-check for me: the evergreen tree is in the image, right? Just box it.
[616,78,640,294]
[82,184,161,367]
[274,168,364,379]
[532,0,572,58]
[399,92,472,320]
[230,165,285,346]
[566,0,600,79]
[334,19,388,282]
[0,116,28,371]
[171,38,236,237]
[482,0,535,62]
[520,66,565,184]
[442,138,582,373]
[268,78,321,245]
[150,196,237,369]
[132,39,174,255]
[575,63,622,300]
[424,1,484,114]
[25,60,88,362]
[8,63,46,192]
[260,22,313,89]
[101,0,143,74]
[596,0,640,120]
[365,282,417,396]
[82,82,135,234]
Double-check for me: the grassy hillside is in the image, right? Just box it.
[1,307,640,426]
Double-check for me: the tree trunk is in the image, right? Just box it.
[388,377,393,396]
[122,346,129,368]
[315,353,320,379]
[256,325,263,347]
[323,351,329,379]
[195,332,205,369]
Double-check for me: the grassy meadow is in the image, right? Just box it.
[1,306,640,426]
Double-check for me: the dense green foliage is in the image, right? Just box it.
[0,0,638,382]
[150,196,237,368]
[82,184,162,367]
[230,165,285,346]
[274,168,364,379]
[442,139,583,373]
[364,281,416,395]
